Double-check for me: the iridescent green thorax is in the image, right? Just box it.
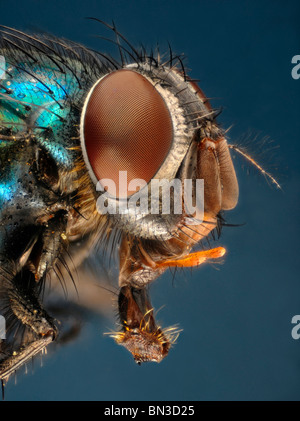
[1,59,82,168]
[0,30,112,207]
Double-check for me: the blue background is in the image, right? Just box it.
[1,0,300,401]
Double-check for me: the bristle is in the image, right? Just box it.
[228,144,282,190]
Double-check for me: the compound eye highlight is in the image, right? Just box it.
[81,69,173,198]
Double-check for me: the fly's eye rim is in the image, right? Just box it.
[80,72,110,188]
[80,69,174,200]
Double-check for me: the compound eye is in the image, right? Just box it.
[81,69,173,198]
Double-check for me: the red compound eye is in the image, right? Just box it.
[81,69,173,198]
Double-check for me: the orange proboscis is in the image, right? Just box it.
[156,246,226,268]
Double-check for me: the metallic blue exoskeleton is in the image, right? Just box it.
[0,21,241,382]
[0,25,114,379]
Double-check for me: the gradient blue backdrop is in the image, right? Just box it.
[1,0,299,401]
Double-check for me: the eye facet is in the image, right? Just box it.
[81,69,173,198]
